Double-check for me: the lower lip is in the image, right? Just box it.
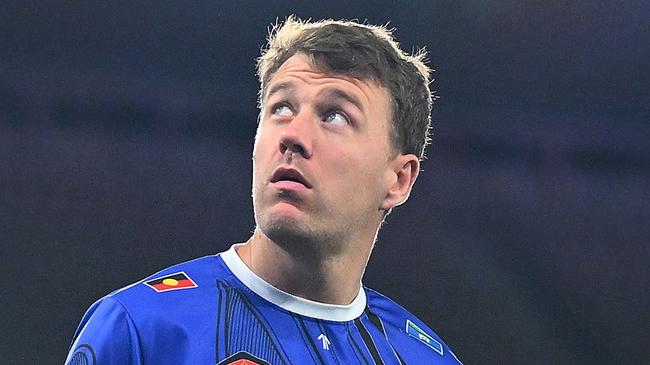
[272,180,309,191]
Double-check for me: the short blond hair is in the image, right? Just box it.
[257,16,435,159]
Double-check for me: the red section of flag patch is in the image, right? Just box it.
[227,360,260,365]
[144,272,198,292]
[218,352,269,365]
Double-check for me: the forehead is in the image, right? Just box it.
[264,54,391,111]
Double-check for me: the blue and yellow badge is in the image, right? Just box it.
[406,319,443,355]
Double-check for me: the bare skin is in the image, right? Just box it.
[237,54,420,305]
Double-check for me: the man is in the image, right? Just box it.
[65,17,462,364]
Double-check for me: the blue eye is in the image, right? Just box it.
[324,111,349,126]
[272,104,293,117]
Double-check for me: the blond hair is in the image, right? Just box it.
[257,16,435,159]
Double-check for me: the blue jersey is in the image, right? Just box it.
[65,245,462,364]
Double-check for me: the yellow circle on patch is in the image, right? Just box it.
[162,278,179,286]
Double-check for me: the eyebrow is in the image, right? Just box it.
[265,81,294,101]
[266,81,365,112]
[325,89,364,113]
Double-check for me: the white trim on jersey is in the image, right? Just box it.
[220,244,367,322]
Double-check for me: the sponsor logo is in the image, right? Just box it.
[218,351,269,365]
[144,272,198,292]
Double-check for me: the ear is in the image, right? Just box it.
[381,154,420,210]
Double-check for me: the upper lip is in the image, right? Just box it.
[270,167,312,188]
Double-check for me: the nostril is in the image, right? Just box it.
[280,138,306,157]
[291,143,305,156]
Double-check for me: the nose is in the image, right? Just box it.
[279,111,314,159]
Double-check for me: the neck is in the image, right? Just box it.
[236,229,373,305]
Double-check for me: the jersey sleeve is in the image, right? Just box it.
[65,296,143,365]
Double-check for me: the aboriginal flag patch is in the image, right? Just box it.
[145,272,197,292]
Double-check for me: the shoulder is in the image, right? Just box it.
[365,287,464,364]
[67,254,230,364]
[107,254,224,311]
[114,254,223,294]
[79,254,231,334]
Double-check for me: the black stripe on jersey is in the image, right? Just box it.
[395,351,407,365]
[216,280,290,363]
[290,315,320,364]
[296,316,327,364]
[223,282,231,355]
[366,309,384,333]
[347,324,371,365]
[216,283,223,362]
[231,285,288,362]
[354,318,385,365]
[365,309,405,365]
[316,320,341,365]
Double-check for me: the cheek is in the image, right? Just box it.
[252,125,274,163]
[252,126,263,159]
[252,134,269,187]
[330,152,387,198]
[357,149,393,196]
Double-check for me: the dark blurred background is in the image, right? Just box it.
[1,1,648,364]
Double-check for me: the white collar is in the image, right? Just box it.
[220,244,366,322]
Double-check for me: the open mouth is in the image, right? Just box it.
[270,167,312,188]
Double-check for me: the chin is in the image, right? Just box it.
[257,214,343,258]
[259,214,312,244]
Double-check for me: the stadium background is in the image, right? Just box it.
[1,1,648,364]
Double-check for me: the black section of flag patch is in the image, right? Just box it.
[144,271,198,292]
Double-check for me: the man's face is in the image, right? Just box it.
[252,53,400,251]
